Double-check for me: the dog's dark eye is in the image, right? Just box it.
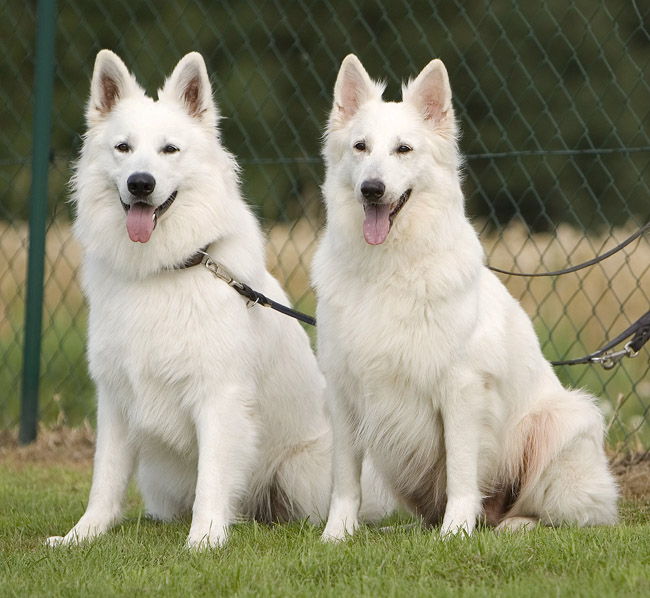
[115,142,130,153]
[162,144,180,154]
[354,141,366,152]
[396,144,412,154]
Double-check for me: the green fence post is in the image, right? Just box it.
[19,0,57,445]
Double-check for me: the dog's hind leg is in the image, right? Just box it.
[272,432,394,527]
[138,448,196,521]
[272,431,332,524]
[515,433,618,527]
[495,516,539,533]
[506,392,618,528]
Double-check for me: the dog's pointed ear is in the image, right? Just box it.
[403,59,453,125]
[330,54,382,129]
[88,50,143,126]
[160,52,217,128]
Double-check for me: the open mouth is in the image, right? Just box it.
[120,191,177,243]
[120,191,177,221]
[363,188,412,245]
[388,188,411,224]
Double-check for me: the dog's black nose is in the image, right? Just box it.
[127,172,156,197]
[360,179,385,201]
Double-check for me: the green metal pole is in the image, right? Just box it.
[19,0,57,445]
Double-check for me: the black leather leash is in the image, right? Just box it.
[550,309,650,368]
[179,219,650,366]
[487,221,650,367]
[186,249,316,326]
[487,221,650,278]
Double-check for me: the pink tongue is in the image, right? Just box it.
[363,204,391,245]
[126,204,156,243]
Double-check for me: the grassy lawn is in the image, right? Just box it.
[1,433,649,597]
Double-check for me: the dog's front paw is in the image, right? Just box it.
[321,517,358,542]
[185,523,228,550]
[45,530,93,547]
[46,517,108,547]
[441,498,479,538]
[440,518,474,538]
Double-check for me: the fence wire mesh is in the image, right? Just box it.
[1,0,649,453]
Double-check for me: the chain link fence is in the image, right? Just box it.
[2,0,649,453]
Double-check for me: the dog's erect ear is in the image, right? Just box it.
[160,52,217,128]
[330,54,382,129]
[403,59,453,124]
[88,50,143,126]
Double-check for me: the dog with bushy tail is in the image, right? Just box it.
[313,54,618,541]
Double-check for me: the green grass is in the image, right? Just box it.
[1,463,649,597]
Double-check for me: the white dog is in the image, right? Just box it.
[47,50,390,549]
[312,55,618,541]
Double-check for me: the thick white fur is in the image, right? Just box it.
[47,51,391,550]
[313,55,618,541]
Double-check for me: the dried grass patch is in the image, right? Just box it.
[2,426,649,500]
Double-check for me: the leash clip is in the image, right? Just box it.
[593,342,639,370]
[197,249,316,326]
[201,251,259,308]
[200,252,235,286]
